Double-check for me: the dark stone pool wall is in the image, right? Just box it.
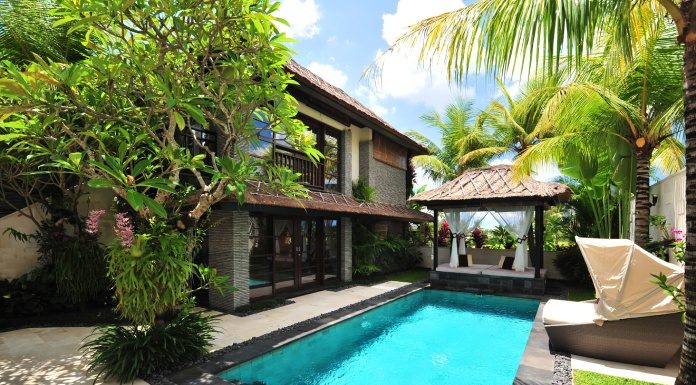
[431,271,546,295]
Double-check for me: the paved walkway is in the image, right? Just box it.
[0,281,409,385]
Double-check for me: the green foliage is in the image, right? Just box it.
[0,0,314,225]
[352,178,377,203]
[543,205,576,251]
[409,221,432,247]
[82,308,215,384]
[553,246,592,287]
[352,223,420,277]
[33,221,107,304]
[407,98,494,183]
[573,369,661,385]
[0,265,76,316]
[0,0,89,64]
[107,220,194,326]
[487,225,516,250]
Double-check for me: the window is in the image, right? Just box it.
[323,132,340,192]
[373,132,407,170]
[323,219,340,279]
[251,115,341,192]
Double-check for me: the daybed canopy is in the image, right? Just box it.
[409,165,572,278]
[576,237,684,321]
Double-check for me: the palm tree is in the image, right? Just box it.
[461,74,566,166]
[513,18,684,246]
[372,2,696,382]
[407,98,495,183]
[0,0,88,64]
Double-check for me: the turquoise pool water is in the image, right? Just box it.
[219,290,539,385]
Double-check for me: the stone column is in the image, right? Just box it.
[359,140,373,186]
[340,129,352,195]
[208,208,250,312]
[340,217,352,282]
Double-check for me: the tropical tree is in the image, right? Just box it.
[0,0,319,380]
[462,74,566,166]
[407,97,495,183]
[513,18,684,245]
[373,1,696,383]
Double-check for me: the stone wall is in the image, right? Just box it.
[358,140,407,205]
[208,209,250,312]
[340,217,352,282]
[371,160,407,205]
[340,129,352,195]
[0,188,114,280]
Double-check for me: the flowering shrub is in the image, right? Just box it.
[469,228,487,248]
[672,227,685,262]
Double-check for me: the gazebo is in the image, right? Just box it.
[410,165,572,293]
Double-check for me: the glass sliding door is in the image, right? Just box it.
[249,215,341,299]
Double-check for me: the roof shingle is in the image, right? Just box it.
[409,165,572,207]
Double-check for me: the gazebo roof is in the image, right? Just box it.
[409,165,572,208]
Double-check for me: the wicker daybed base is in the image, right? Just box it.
[544,301,683,367]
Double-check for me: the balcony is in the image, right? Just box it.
[274,147,325,190]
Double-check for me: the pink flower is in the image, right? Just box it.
[114,212,134,248]
[85,209,105,235]
[672,227,685,242]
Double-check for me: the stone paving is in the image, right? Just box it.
[0,281,409,385]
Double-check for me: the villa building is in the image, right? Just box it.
[199,61,431,311]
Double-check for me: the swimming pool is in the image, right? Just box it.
[219,289,539,385]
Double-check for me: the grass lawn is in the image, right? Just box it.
[573,370,661,385]
[568,285,596,301]
[383,268,430,283]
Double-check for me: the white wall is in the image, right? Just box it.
[649,169,686,264]
[0,188,115,280]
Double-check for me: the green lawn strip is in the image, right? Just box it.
[568,285,596,301]
[383,268,430,283]
[573,370,662,385]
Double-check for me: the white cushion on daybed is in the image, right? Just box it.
[542,299,599,326]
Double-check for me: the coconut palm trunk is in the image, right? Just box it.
[634,149,651,247]
[678,38,696,385]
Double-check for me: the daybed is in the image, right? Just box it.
[543,237,684,367]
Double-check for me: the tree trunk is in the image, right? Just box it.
[676,38,696,385]
[634,149,651,247]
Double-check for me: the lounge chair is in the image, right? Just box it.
[543,299,683,367]
[543,237,684,367]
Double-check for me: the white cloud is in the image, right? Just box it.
[382,0,464,46]
[364,0,472,111]
[307,62,348,89]
[275,0,320,39]
[496,80,522,100]
[356,85,390,117]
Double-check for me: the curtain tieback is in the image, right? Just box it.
[517,235,528,242]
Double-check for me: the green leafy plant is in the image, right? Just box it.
[352,223,419,277]
[352,178,377,203]
[553,246,592,287]
[82,307,215,384]
[486,225,516,250]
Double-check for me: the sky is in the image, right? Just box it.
[274,0,554,187]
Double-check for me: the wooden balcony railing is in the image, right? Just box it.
[274,148,324,190]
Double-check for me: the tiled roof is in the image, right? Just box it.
[285,60,428,155]
[409,165,572,206]
[235,181,432,222]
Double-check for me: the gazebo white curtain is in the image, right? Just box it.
[490,207,534,272]
[443,209,487,268]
